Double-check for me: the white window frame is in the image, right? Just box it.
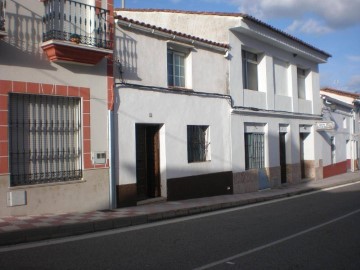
[168,49,186,88]
[297,68,307,99]
[242,50,258,91]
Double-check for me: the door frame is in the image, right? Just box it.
[135,124,164,201]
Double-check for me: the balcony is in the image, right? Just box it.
[0,0,6,38]
[41,0,113,65]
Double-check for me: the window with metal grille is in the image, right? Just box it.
[245,133,265,170]
[9,93,82,186]
[242,50,258,91]
[168,50,186,88]
[330,136,336,164]
[187,125,210,163]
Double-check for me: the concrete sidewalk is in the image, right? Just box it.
[1,172,360,246]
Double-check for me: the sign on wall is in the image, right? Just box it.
[315,121,335,131]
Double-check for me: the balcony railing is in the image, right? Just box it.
[0,0,5,32]
[42,0,111,49]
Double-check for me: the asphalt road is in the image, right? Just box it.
[1,182,360,270]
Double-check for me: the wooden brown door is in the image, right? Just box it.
[135,124,161,200]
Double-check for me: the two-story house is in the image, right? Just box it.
[320,88,360,177]
[114,9,331,206]
[0,0,114,217]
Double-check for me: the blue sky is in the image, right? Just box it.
[115,0,360,92]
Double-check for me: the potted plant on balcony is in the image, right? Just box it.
[70,33,81,44]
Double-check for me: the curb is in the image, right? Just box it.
[1,178,360,247]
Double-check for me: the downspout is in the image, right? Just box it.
[108,0,116,209]
[108,109,116,209]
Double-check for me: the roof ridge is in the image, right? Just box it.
[114,8,245,17]
[115,15,230,49]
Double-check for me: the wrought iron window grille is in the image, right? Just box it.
[9,93,83,186]
[245,133,265,170]
[187,125,210,163]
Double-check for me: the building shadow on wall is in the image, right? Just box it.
[114,29,141,82]
[0,1,55,70]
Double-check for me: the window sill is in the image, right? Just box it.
[244,88,259,91]
[188,160,211,164]
[168,86,193,91]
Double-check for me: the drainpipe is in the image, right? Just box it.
[108,109,116,209]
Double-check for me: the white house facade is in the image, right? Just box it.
[113,15,233,205]
[320,88,360,178]
[114,9,331,206]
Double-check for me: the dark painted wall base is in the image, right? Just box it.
[323,160,347,178]
[167,171,233,201]
[116,184,137,207]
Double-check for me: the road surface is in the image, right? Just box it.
[1,182,360,269]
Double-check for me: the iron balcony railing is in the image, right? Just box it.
[42,0,111,49]
[0,0,5,31]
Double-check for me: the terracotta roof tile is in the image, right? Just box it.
[321,87,360,99]
[115,8,331,57]
[115,15,230,49]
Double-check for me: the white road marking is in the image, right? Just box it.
[193,208,360,270]
[0,181,359,253]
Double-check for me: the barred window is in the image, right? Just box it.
[245,133,264,170]
[187,125,211,163]
[9,93,82,186]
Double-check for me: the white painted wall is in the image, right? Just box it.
[115,25,229,94]
[114,88,232,192]
[321,106,352,166]
[118,10,241,44]
[114,26,232,196]
[231,112,321,172]
[229,31,321,115]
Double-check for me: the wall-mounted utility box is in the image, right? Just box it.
[7,190,27,207]
[93,152,107,164]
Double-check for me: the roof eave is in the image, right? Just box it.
[233,20,330,63]
[115,16,229,53]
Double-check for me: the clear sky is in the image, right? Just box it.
[115,0,360,93]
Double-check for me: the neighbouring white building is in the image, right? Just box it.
[113,9,331,206]
[320,88,360,178]
[0,0,114,217]
[0,3,334,216]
